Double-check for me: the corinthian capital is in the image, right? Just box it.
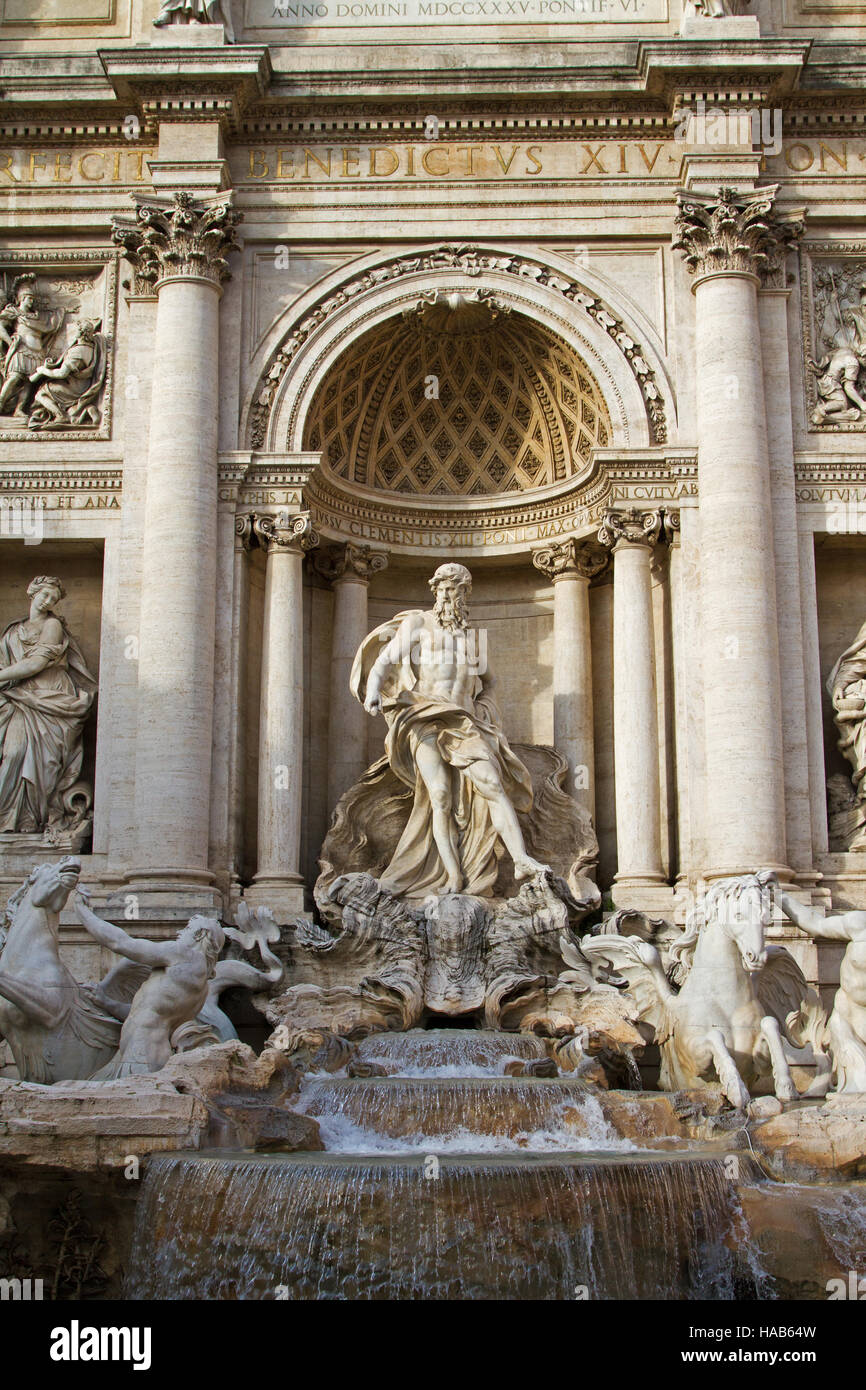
[673,186,802,284]
[597,508,662,551]
[532,538,608,582]
[112,191,242,293]
[313,543,389,585]
[252,511,319,555]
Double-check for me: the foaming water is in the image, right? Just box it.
[126,1151,769,1301]
[356,1028,547,1075]
[806,1185,866,1269]
[296,1076,632,1153]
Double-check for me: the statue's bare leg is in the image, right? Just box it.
[466,760,550,880]
[415,738,463,892]
[0,374,26,415]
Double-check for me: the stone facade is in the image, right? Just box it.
[3,0,866,1008]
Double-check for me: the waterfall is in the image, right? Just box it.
[123,1026,804,1300]
[126,1150,769,1301]
[296,1076,629,1152]
[355,1028,547,1075]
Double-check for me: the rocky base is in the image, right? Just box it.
[0,1041,321,1171]
[750,1093,866,1182]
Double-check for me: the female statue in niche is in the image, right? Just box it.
[0,576,96,836]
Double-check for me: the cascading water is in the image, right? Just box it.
[125,1028,782,1299]
[126,1151,769,1300]
[355,1028,548,1075]
[296,1077,629,1152]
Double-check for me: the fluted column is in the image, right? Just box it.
[599,508,665,890]
[112,192,241,903]
[316,544,388,815]
[246,511,318,914]
[532,538,607,818]
[674,186,800,877]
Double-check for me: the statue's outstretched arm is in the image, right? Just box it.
[775,888,865,943]
[73,892,174,967]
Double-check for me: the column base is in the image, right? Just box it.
[119,869,222,923]
[700,861,793,884]
[610,877,675,914]
[244,874,306,920]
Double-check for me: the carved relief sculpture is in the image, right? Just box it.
[0,577,96,844]
[809,272,866,425]
[0,274,66,418]
[27,319,107,431]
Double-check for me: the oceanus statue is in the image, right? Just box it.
[351,562,549,898]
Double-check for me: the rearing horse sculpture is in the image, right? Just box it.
[0,857,144,1083]
[581,873,830,1109]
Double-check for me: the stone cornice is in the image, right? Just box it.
[10,39,866,138]
[5,100,866,145]
[0,465,123,515]
[299,447,695,559]
[98,45,272,135]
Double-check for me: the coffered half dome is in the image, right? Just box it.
[302,293,612,499]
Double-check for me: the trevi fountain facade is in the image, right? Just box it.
[0,0,866,1317]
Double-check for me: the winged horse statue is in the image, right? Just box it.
[581,873,830,1109]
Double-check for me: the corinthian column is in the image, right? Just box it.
[112,192,241,904]
[532,538,607,818]
[245,512,318,915]
[598,508,665,893]
[316,544,389,815]
[674,186,800,877]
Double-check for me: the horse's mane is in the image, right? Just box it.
[3,868,39,929]
[670,874,768,976]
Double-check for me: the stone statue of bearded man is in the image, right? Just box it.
[350,563,550,898]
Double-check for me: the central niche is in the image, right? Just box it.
[303,293,611,498]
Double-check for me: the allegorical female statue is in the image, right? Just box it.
[827,616,866,821]
[0,576,96,835]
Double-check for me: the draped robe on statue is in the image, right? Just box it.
[827,617,866,801]
[349,611,533,898]
[0,620,95,833]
